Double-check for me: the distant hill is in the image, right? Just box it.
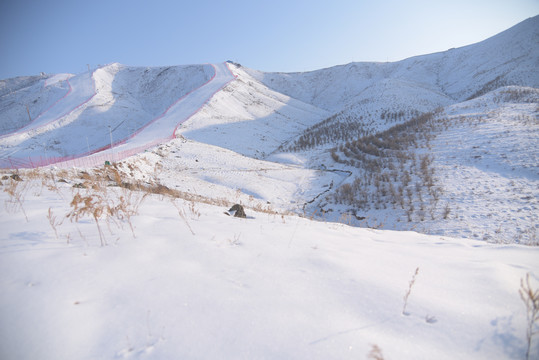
[246,15,539,110]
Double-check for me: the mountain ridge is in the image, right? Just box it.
[245,15,539,111]
[0,16,537,244]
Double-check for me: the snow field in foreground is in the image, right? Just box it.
[0,172,538,360]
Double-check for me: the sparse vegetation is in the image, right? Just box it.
[402,267,419,316]
[3,174,29,221]
[7,163,285,244]
[519,273,539,360]
[278,107,422,152]
[496,87,539,104]
[329,111,447,222]
[47,207,62,241]
[66,193,109,246]
[0,21,538,359]
[367,344,386,360]
[172,199,196,235]
[467,74,507,100]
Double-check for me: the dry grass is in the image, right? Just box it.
[367,344,386,360]
[118,189,147,237]
[64,167,148,244]
[3,163,288,246]
[47,207,62,241]
[3,175,29,221]
[65,186,148,244]
[402,267,420,315]
[66,193,108,246]
[519,273,539,360]
[171,199,195,236]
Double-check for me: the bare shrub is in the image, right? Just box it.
[66,193,108,246]
[65,187,146,245]
[519,273,539,360]
[442,203,451,219]
[116,189,147,237]
[188,201,201,219]
[3,178,29,221]
[47,207,63,241]
[171,199,195,235]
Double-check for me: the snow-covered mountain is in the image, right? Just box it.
[0,16,537,244]
[247,15,539,110]
[1,15,539,360]
[0,63,214,159]
[244,15,538,151]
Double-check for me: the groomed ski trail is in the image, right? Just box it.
[0,71,97,145]
[46,62,236,168]
[0,74,73,139]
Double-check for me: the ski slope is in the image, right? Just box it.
[0,74,72,137]
[0,63,235,168]
[4,71,95,142]
[0,15,538,360]
[0,17,536,241]
[123,62,235,146]
[53,62,236,168]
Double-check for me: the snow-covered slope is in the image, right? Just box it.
[247,15,539,111]
[0,73,71,136]
[1,171,538,360]
[178,64,330,158]
[0,63,215,163]
[0,17,539,243]
[312,86,538,244]
[0,16,538,360]
[428,87,538,242]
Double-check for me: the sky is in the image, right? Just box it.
[0,0,538,79]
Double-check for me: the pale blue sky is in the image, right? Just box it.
[1,0,538,79]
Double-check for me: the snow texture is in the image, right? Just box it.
[0,16,538,360]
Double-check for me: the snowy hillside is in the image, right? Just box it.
[1,169,538,360]
[179,65,330,159]
[0,73,71,136]
[0,16,536,241]
[315,86,538,244]
[0,63,214,163]
[0,16,538,359]
[240,17,539,245]
[247,16,539,110]
[0,16,536,244]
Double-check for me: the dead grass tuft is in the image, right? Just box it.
[520,273,539,360]
[3,177,29,221]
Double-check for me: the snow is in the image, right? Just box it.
[426,89,539,243]
[0,63,215,162]
[114,138,340,215]
[0,174,537,359]
[247,16,539,113]
[179,64,329,159]
[0,16,538,360]
[0,74,71,137]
